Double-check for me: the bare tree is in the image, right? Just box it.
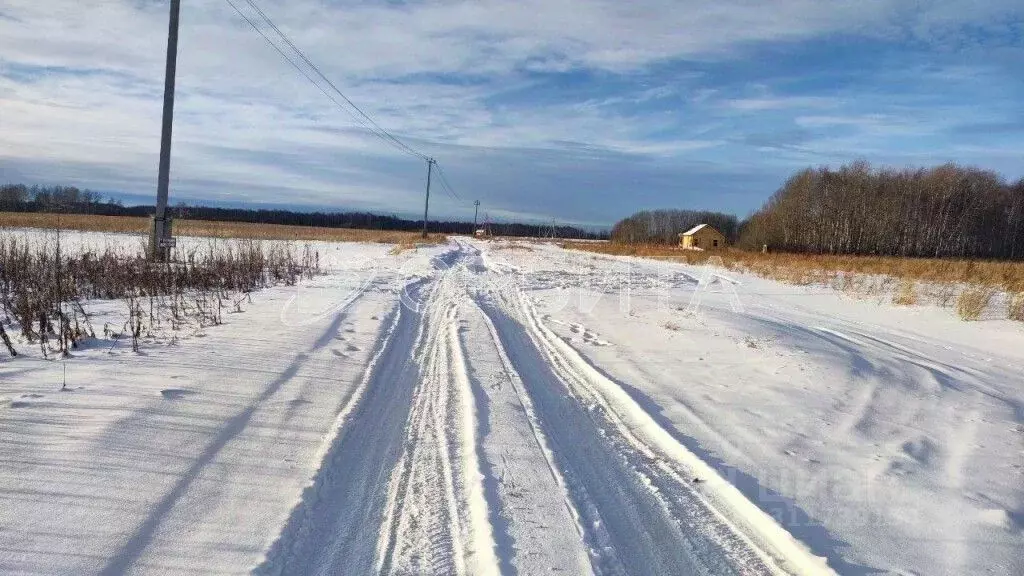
[738,162,1024,260]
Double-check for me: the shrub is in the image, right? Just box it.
[956,288,996,321]
[1008,293,1024,322]
[893,280,918,306]
[0,235,319,357]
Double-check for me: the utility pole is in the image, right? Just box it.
[148,0,181,261]
[473,200,480,231]
[421,158,436,239]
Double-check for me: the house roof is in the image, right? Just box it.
[681,223,709,236]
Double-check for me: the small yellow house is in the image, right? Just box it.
[679,224,727,250]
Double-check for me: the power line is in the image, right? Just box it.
[223,0,371,137]
[225,0,430,161]
[434,163,461,202]
[241,0,427,161]
[224,0,473,232]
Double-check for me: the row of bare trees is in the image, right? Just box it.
[610,209,739,244]
[739,162,1024,259]
[0,184,110,212]
[0,236,318,357]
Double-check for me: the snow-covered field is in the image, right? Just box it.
[1,231,1022,575]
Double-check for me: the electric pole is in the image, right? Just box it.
[473,200,480,231]
[148,0,181,261]
[421,158,436,238]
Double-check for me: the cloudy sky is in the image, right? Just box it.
[1,1,1022,226]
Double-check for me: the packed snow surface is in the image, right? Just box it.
[1,230,1021,575]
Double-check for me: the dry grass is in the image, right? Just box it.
[0,212,447,245]
[892,279,918,306]
[562,241,1024,293]
[1,212,150,234]
[387,240,427,255]
[0,235,317,356]
[957,287,996,321]
[1008,293,1024,322]
[492,243,535,251]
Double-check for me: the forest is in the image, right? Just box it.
[610,162,1024,261]
[610,209,739,244]
[739,162,1024,259]
[0,184,604,239]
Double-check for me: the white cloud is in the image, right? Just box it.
[0,0,1021,222]
[726,96,839,112]
[794,113,942,138]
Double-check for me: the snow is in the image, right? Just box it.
[0,229,449,574]
[682,223,709,236]
[1,229,1022,576]
[482,239,1024,576]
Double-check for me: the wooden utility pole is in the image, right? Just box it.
[421,158,436,238]
[148,0,181,261]
[473,200,480,231]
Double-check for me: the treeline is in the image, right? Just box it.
[610,209,738,244]
[172,204,603,238]
[0,183,605,240]
[607,163,1024,261]
[0,184,113,213]
[739,162,1024,259]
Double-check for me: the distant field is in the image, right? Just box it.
[564,241,1024,321]
[0,212,447,244]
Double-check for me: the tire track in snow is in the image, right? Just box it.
[375,250,500,576]
[255,249,501,576]
[478,289,732,575]
[376,299,465,575]
[257,239,833,576]
[459,296,595,575]
[469,242,834,575]
[252,280,428,575]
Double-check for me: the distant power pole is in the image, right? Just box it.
[421,158,436,238]
[148,0,181,261]
[473,200,480,230]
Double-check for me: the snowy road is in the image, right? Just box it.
[253,240,826,575]
[2,232,1021,575]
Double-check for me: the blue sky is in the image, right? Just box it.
[0,1,1021,226]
